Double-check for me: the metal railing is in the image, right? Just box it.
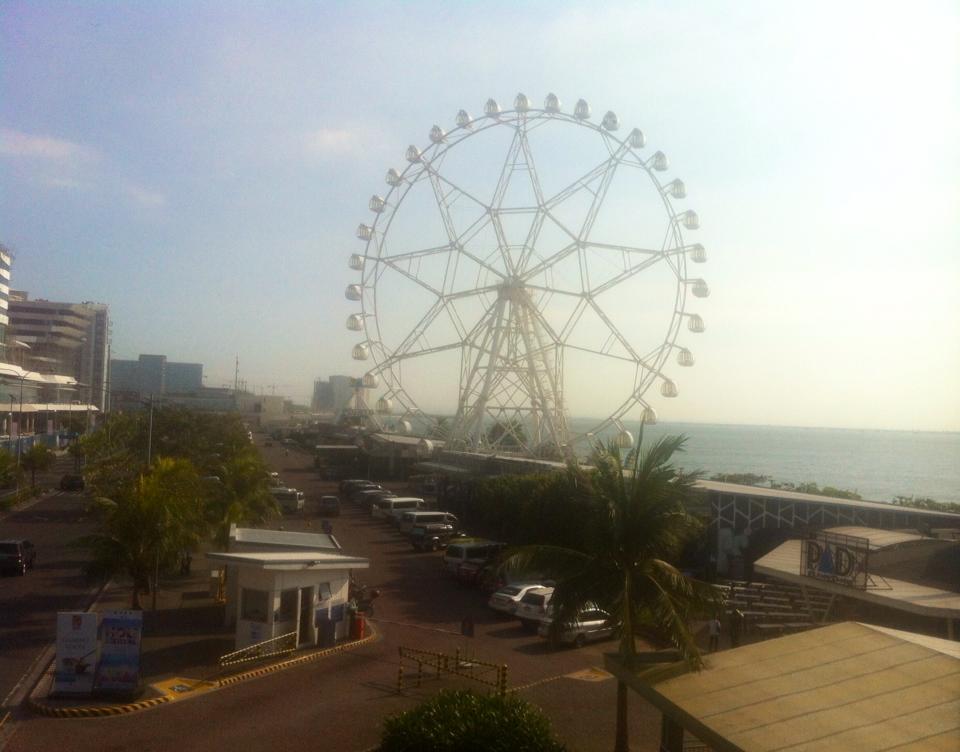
[397,645,508,696]
[219,631,297,668]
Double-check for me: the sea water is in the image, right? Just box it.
[566,419,960,505]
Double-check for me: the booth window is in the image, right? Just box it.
[316,582,332,602]
[277,589,298,622]
[241,589,269,623]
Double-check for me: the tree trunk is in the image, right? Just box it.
[614,567,635,752]
[614,679,629,752]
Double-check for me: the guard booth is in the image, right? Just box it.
[221,525,342,627]
[207,550,369,650]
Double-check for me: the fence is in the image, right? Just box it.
[219,631,297,669]
[397,645,508,696]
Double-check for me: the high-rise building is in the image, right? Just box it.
[0,252,97,452]
[312,375,355,413]
[7,291,111,410]
[109,353,204,406]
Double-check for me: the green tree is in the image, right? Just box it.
[380,689,565,752]
[0,448,21,488]
[21,443,55,488]
[204,450,277,549]
[502,435,721,752]
[79,457,205,609]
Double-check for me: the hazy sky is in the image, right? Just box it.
[2,1,957,431]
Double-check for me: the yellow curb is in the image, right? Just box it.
[216,628,379,688]
[24,628,380,719]
[26,694,171,718]
[150,677,217,702]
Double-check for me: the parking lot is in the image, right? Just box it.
[4,437,664,752]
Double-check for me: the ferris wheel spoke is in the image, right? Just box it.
[590,254,667,297]
[518,239,579,283]
[420,159,492,216]
[379,243,454,264]
[383,298,450,363]
[380,257,444,298]
[586,297,640,362]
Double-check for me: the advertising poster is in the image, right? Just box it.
[53,612,99,695]
[94,610,143,693]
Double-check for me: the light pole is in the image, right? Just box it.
[0,368,32,469]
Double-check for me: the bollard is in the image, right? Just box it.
[499,664,508,696]
[455,648,460,671]
[416,661,422,688]
[397,663,404,694]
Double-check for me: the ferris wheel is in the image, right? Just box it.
[345,92,708,458]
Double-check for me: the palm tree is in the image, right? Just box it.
[21,443,55,488]
[79,457,205,609]
[502,433,722,752]
[205,449,277,549]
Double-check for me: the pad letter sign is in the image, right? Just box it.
[801,531,869,589]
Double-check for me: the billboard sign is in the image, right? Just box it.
[801,531,870,589]
[94,610,143,693]
[53,612,99,695]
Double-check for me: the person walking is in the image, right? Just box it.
[730,609,744,648]
[708,615,721,652]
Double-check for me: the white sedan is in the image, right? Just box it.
[487,583,548,616]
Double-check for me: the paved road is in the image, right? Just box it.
[0,492,99,706]
[4,439,664,751]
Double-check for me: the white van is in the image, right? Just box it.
[372,496,424,522]
[442,539,506,575]
[399,510,458,535]
[271,488,305,514]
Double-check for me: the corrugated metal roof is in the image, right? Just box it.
[607,622,960,751]
[698,479,960,519]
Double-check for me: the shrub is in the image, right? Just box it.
[380,689,566,752]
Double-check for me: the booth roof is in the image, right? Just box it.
[228,526,340,551]
[206,550,369,571]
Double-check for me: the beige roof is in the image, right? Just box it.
[607,622,960,751]
[823,526,933,550]
[754,538,960,618]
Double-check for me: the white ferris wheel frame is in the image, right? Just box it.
[346,93,708,457]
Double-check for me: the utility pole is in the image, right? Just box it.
[146,394,154,467]
[233,355,239,394]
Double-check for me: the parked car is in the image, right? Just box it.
[399,511,459,536]
[514,586,555,630]
[59,474,85,492]
[270,487,305,514]
[0,539,36,576]
[442,539,506,576]
[411,524,464,552]
[318,496,341,517]
[488,583,548,616]
[538,608,615,648]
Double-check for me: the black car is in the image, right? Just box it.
[59,473,85,492]
[0,539,36,575]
